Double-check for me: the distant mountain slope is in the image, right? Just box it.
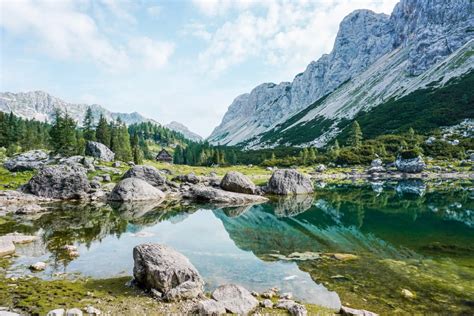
[0,90,155,126]
[165,121,203,142]
[208,0,474,147]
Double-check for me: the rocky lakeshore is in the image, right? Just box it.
[0,149,473,315]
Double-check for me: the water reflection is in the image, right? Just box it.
[2,181,473,312]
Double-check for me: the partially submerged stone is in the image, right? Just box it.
[190,186,268,206]
[220,171,257,194]
[29,261,46,271]
[340,305,379,316]
[395,156,426,173]
[266,169,313,195]
[332,253,359,261]
[133,243,204,300]
[211,284,259,315]
[0,232,38,257]
[109,178,165,201]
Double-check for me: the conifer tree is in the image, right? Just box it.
[95,114,111,147]
[83,107,96,141]
[348,120,363,148]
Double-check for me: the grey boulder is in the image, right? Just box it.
[3,150,50,171]
[340,305,379,316]
[266,169,313,195]
[211,284,259,315]
[193,299,226,316]
[23,165,90,199]
[122,165,166,187]
[220,171,257,194]
[133,243,204,300]
[108,178,165,201]
[85,141,115,162]
[190,186,268,206]
[395,156,426,173]
[276,299,308,316]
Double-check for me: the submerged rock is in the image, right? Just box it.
[266,169,313,195]
[211,284,259,315]
[85,141,115,162]
[133,243,204,300]
[340,306,379,316]
[190,186,268,205]
[0,233,38,257]
[3,150,50,171]
[29,261,46,271]
[220,171,257,194]
[395,156,426,173]
[122,165,166,187]
[108,178,165,201]
[401,288,415,299]
[23,165,90,199]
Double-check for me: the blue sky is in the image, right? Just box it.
[0,0,398,137]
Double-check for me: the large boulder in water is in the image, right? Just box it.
[395,156,426,173]
[265,169,313,195]
[190,186,268,206]
[108,178,165,201]
[220,171,257,194]
[122,165,166,187]
[133,243,204,300]
[23,165,90,199]
[3,150,50,171]
[211,284,259,315]
[85,141,115,162]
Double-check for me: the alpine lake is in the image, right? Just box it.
[1,179,473,315]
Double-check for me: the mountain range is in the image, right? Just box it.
[208,0,474,148]
[0,90,203,141]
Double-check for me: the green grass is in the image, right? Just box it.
[0,167,35,190]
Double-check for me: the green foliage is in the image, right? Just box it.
[399,149,421,159]
[82,107,96,141]
[338,71,474,141]
[49,110,79,156]
[347,120,363,147]
[95,114,111,147]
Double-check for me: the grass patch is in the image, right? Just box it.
[0,167,35,190]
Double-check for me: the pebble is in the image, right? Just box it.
[260,299,273,308]
[84,306,101,315]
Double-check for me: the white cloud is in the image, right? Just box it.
[146,5,162,18]
[128,37,175,69]
[196,0,399,77]
[192,0,264,16]
[182,22,212,41]
[0,0,174,72]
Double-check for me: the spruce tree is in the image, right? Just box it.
[83,107,96,141]
[348,120,363,148]
[95,114,111,147]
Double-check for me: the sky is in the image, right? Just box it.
[0,0,398,138]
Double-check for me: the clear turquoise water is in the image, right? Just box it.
[2,180,473,313]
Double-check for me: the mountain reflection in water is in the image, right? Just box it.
[3,181,473,312]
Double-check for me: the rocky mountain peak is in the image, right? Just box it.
[208,0,474,147]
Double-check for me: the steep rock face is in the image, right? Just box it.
[209,0,474,147]
[391,0,474,75]
[209,9,394,145]
[0,91,153,126]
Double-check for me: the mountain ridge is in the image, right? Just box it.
[0,90,202,142]
[208,0,474,148]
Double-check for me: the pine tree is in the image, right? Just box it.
[348,121,363,147]
[83,107,96,141]
[173,146,183,164]
[95,114,111,147]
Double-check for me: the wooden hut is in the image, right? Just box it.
[156,149,173,163]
